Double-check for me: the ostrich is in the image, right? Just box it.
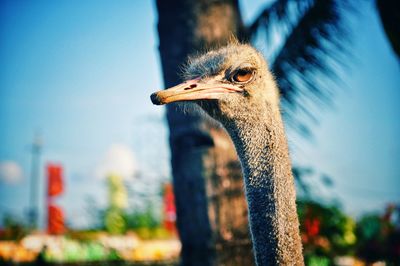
[150,43,304,265]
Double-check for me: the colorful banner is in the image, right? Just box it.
[47,204,65,234]
[46,163,65,234]
[163,183,176,233]
[47,164,63,196]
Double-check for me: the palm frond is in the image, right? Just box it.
[376,0,400,59]
[249,0,352,135]
[248,0,313,44]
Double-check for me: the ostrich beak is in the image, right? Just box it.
[150,78,242,105]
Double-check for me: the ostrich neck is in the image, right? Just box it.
[225,108,304,265]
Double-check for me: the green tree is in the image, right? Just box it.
[1,213,27,240]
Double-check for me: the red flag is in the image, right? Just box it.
[163,183,176,233]
[47,204,65,234]
[47,164,63,196]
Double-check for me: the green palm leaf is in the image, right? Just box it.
[249,0,352,135]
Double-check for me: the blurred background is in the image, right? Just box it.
[0,0,399,265]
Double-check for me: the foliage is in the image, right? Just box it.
[0,214,27,241]
[43,239,121,263]
[105,208,126,235]
[93,203,162,237]
[124,207,161,231]
[296,201,400,265]
[297,200,357,264]
[66,230,106,242]
[249,0,352,135]
[376,0,400,59]
[134,227,172,240]
[355,204,400,265]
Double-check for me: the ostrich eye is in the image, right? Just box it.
[232,69,254,83]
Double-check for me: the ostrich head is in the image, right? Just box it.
[151,43,281,127]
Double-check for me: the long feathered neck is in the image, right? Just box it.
[224,105,304,265]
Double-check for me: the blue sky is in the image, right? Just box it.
[0,0,399,228]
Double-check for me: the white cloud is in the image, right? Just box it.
[95,144,138,180]
[0,161,24,184]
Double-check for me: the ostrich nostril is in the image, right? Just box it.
[184,84,197,90]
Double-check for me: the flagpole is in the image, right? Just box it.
[29,134,42,229]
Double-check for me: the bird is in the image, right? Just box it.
[150,42,304,265]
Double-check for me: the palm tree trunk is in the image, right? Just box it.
[156,0,253,265]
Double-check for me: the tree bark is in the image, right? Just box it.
[156,0,254,265]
